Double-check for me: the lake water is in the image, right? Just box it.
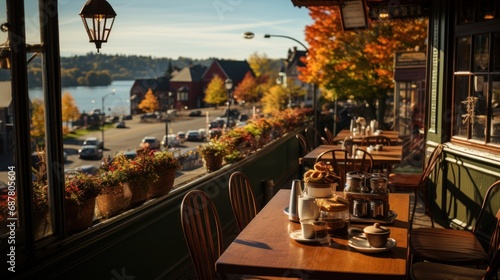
[29,80,135,116]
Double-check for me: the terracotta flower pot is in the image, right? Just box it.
[96,183,132,218]
[148,168,176,199]
[65,197,95,234]
[203,154,224,173]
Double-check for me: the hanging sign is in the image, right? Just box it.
[340,0,369,31]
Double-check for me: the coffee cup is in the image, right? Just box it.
[300,219,316,239]
[363,223,390,248]
[298,196,319,220]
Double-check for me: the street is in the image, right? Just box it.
[1,106,247,183]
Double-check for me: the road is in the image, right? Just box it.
[65,108,224,169]
[1,107,245,183]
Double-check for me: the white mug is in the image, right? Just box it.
[300,219,316,239]
[298,196,319,221]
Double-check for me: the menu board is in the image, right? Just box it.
[340,0,369,31]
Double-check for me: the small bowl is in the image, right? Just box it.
[363,223,390,248]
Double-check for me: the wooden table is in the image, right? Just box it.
[216,190,410,279]
[302,145,403,166]
[334,130,400,145]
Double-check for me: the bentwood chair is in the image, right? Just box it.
[315,149,349,191]
[324,127,335,145]
[180,190,223,280]
[360,135,392,146]
[229,171,258,232]
[411,240,500,280]
[352,148,374,174]
[305,127,323,150]
[388,144,444,227]
[409,180,500,270]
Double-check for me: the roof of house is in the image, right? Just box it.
[213,59,255,81]
[132,77,170,92]
[285,47,307,75]
[170,65,207,82]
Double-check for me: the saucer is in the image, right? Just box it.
[348,234,396,253]
[290,230,329,243]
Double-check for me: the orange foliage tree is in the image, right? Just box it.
[233,72,259,104]
[300,6,428,121]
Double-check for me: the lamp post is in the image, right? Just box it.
[243,31,319,144]
[101,88,115,149]
[225,78,233,130]
[164,91,173,148]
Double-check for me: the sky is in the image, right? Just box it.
[2,0,313,60]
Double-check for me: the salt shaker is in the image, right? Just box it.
[288,180,303,222]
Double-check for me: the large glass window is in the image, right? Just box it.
[452,1,500,146]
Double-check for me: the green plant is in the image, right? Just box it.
[105,148,158,186]
[197,138,228,157]
[64,172,102,205]
[153,149,182,174]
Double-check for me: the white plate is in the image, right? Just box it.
[348,234,396,253]
[290,230,329,243]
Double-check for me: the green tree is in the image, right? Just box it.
[61,92,80,133]
[138,89,160,113]
[204,75,227,108]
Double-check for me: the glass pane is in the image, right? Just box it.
[493,32,500,71]
[458,0,476,24]
[456,36,471,71]
[472,75,488,141]
[474,34,490,72]
[491,75,500,144]
[454,76,471,138]
[479,0,497,21]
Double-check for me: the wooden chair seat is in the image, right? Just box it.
[411,261,487,280]
[410,228,489,265]
[388,173,421,187]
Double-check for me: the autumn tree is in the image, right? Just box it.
[204,75,227,108]
[301,6,428,123]
[233,72,259,103]
[31,98,45,145]
[61,92,80,134]
[138,89,159,113]
[261,85,288,114]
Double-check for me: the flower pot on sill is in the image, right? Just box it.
[65,197,95,234]
[148,168,176,199]
[203,154,224,173]
[96,183,132,219]
[127,181,149,207]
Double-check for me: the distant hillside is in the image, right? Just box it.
[24,53,216,87]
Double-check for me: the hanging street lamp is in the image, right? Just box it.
[79,0,117,52]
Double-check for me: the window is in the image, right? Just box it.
[452,1,500,146]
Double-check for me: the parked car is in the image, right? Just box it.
[161,134,180,147]
[186,130,203,141]
[78,145,103,160]
[238,114,249,122]
[198,128,206,140]
[83,137,103,149]
[189,110,202,117]
[115,121,126,128]
[176,131,187,143]
[140,136,160,149]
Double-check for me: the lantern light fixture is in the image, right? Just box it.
[79,0,116,52]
